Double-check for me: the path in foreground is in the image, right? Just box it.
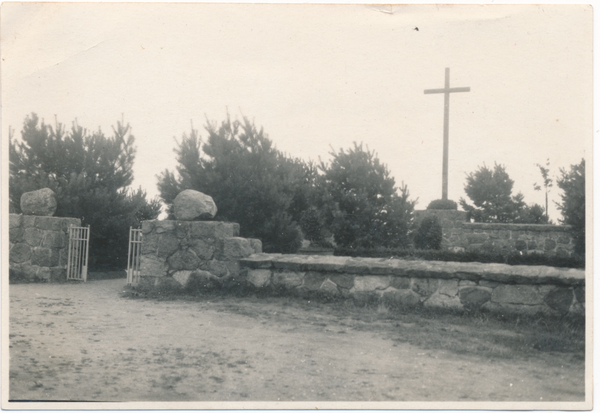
[9,279,584,402]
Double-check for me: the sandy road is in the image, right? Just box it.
[8,279,584,402]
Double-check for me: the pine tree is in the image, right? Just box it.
[10,113,161,269]
[157,115,313,253]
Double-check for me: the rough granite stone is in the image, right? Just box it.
[438,279,459,297]
[140,255,169,277]
[21,188,57,216]
[10,243,32,263]
[319,279,341,296]
[247,269,271,287]
[173,190,218,221]
[10,214,22,228]
[31,248,59,267]
[491,284,547,305]
[167,249,200,271]
[248,238,263,254]
[354,276,390,291]
[329,273,355,289]
[35,216,63,231]
[459,287,492,309]
[424,293,463,310]
[172,270,193,287]
[272,271,303,288]
[389,277,411,290]
[157,233,180,258]
[412,278,439,296]
[189,238,215,260]
[42,232,65,249]
[219,237,255,260]
[544,287,574,314]
[382,289,422,308]
[302,272,327,291]
[188,270,222,289]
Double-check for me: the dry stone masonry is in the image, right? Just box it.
[414,209,575,256]
[137,219,262,291]
[9,214,81,282]
[238,254,585,318]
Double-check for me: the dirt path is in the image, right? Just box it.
[9,279,584,402]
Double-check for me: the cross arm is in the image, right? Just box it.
[424,87,471,94]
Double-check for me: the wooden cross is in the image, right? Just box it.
[424,68,470,201]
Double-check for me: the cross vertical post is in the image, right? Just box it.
[424,68,470,201]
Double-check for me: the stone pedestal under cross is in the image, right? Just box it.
[424,68,470,201]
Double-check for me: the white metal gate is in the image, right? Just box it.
[66,225,90,281]
[126,227,142,285]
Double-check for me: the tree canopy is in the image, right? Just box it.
[317,143,415,249]
[157,116,313,253]
[556,159,585,255]
[10,113,161,269]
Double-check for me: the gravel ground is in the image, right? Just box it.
[8,278,585,403]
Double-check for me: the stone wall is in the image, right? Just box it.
[239,254,584,318]
[9,214,81,282]
[414,210,575,256]
[137,220,262,290]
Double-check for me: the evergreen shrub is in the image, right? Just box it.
[427,199,458,210]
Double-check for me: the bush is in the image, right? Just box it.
[556,159,585,256]
[413,216,443,250]
[333,247,584,269]
[427,199,458,210]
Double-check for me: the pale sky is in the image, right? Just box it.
[1,3,593,221]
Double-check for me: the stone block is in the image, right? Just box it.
[555,247,570,258]
[389,276,410,290]
[248,238,262,253]
[60,218,81,231]
[353,276,390,291]
[31,248,59,267]
[491,285,546,305]
[157,233,180,258]
[351,290,379,306]
[10,214,22,228]
[467,233,489,244]
[302,272,327,291]
[382,289,422,308]
[23,228,44,247]
[544,287,574,314]
[411,278,438,297]
[167,249,200,271]
[9,227,23,243]
[141,233,160,255]
[438,279,459,297]
[187,270,222,290]
[50,267,66,282]
[459,280,477,287]
[140,255,169,277]
[22,215,37,228]
[424,293,463,310]
[459,287,492,309]
[329,273,355,289]
[175,221,190,238]
[544,238,557,251]
[35,216,62,231]
[247,269,271,287]
[141,220,155,234]
[527,240,538,250]
[205,260,229,277]
[514,240,527,251]
[232,223,240,237]
[481,302,556,318]
[219,237,254,260]
[479,280,500,288]
[319,279,341,297]
[42,231,66,249]
[155,220,176,234]
[172,270,193,287]
[37,267,52,281]
[189,238,216,260]
[19,264,39,280]
[574,287,585,304]
[272,270,303,288]
[190,221,235,239]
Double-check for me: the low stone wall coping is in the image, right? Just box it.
[462,222,573,232]
[240,254,584,286]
